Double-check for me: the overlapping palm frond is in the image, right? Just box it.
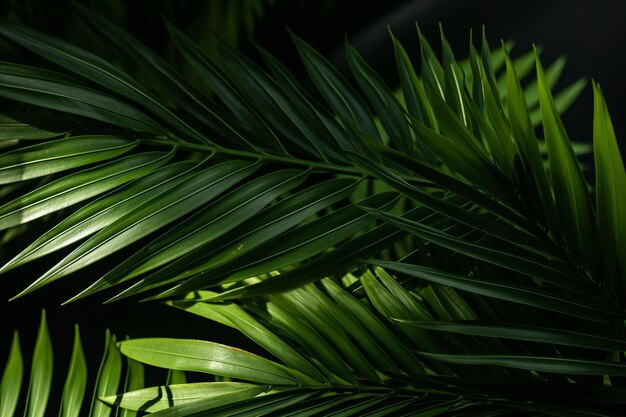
[1,5,625,416]
[103,266,626,416]
[0,8,587,302]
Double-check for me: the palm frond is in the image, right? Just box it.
[100,267,626,416]
[1,8,625,416]
[0,14,586,301]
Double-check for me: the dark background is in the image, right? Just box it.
[0,0,624,408]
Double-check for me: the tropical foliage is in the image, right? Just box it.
[1,5,625,416]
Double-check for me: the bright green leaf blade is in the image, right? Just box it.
[91,169,308,289]
[2,161,197,274]
[109,178,357,301]
[164,192,398,300]
[119,338,299,386]
[169,295,325,384]
[103,382,266,413]
[0,135,136,185]
[322,278,424,376]
[149,390,311,417]
[262,299,354,383]
[25,310,53,417]
[274,285,380,382]
[439,29,470,129]
[417,24,445,100]
[538,140,592,156]
[304,281,404,377]
[524,55,566,109]
[16,160,256,296]
[120,357,144,417]
[90,331,122,417]
[496,47,538,96]
[375,267,438,321]
[374,261,621,322]
[0,150,173,234]
[530,78,587,126]
[0,331,23,417]
[360,269,440,355]
[474,50,518,178]
[166,369,185,386]
[59,325,87,417]
[593,82,626,299]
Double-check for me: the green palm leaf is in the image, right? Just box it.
[0,312,131,417]
[1,9,624,416]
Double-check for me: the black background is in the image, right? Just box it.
[0,0,624,409]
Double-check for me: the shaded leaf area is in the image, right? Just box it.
[0,7,625,416]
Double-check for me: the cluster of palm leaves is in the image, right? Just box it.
[0,4,625,416]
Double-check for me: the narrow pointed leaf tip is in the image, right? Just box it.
[593,82,626,302]
[536,49,595,272]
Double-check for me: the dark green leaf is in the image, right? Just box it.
[291,33,380,144]
[421,352,626,376]
[0,113,66,140]
[85,169,308,294]
[367,207,590,292]
[0,63,164,133]
[536,50,595,271]
[346,42,413,153]
[593,82,626,298]
[0,23,204,141]
[374,261,621,321]
[399,320,626,351]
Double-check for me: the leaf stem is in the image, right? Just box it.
[141,137,436,188]
[141,138,366,176]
